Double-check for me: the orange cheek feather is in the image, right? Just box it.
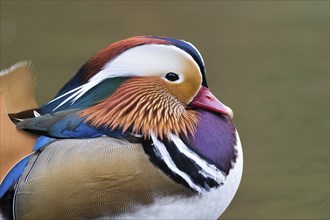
[80,77,199,140]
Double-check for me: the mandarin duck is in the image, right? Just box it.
[0,36,243,219]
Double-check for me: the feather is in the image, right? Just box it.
[12,137,193,219]
[0,155,30,198]
[0,136,55,198]
[40,37,169,113]
[0,62,37,182]
[0,61,37,113]
[16,109,125,139]
[81,77,199,140]
[1,37,242,219]
[40,77,128,114]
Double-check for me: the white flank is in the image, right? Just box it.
[169,134,225,184]
[150,132,203,193]
[116,130,243,219]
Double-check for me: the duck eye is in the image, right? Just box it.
[165,72,179,82]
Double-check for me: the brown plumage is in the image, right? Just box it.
[82,37,168,81]
[81,77,199,140]
[0,62,37,181]
[14,137,194,219]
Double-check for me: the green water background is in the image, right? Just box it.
[1,1,329,219]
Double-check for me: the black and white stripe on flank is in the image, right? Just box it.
[150,132,226,193]
[169,134,226,184]
[150,133,203,193]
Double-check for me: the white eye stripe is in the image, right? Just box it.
[50,44,202,110]
[99,44,199,78]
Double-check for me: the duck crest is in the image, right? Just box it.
[56,37,169,96]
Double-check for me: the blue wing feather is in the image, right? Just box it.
[33,136,56,151]
[0,136,57,198]
[16,109,128,139]
[1,112,126,198]
[0,156,30,198]
[1,77,131,198]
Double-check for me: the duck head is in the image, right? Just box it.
[42,36,233,140]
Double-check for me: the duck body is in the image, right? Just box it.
[0,36,243,219]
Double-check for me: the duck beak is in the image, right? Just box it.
[190,86,234,118]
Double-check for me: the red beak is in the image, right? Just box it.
[190,86,233,118]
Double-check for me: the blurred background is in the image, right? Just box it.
[1,1,329,219]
